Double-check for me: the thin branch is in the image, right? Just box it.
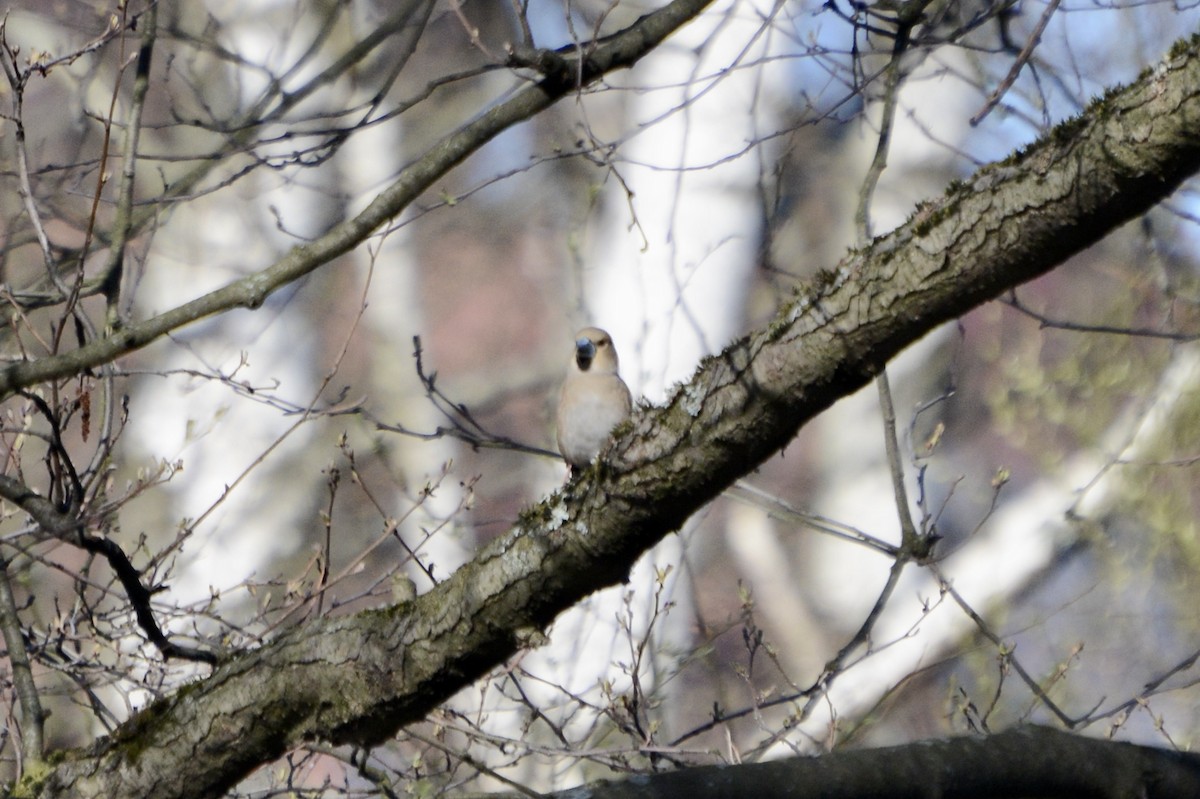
[850,3,929,558]
[724,481,899,556]
[100,2,158,331]
[851,4,920,243]
[1003,290,1200,340]
[877,371,925,554]
[670,574,944,753]
[405,727,547,799]
[0,475,219,665]
[933,566,1075,727]
[1074,646,1200,728]
[370,336,559,459]
[1,18,56,283]
[798,555,908,723]
[316,466,338,618]
[0,16,106,361]
[971,0,1062,126]
[0,557,43,766]
[75,533,220,665]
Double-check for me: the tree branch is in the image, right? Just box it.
[0,558,43,768]
[464,726,1200,799]
[0,475,219,666]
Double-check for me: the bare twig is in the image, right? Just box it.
[724,481,899,556]
[933,566,1075,727]
[0,474,219,665]
[876,371,925,554]
[0,15,106,359]
[1003,290,1200,340]
[371,336,559,460]
[405,727,547,799]
[100,2,158,331]
[316,465,339,618]
[1,18,56,283]
[0,557,43,767]
[798,555,908,727]
[1074,646,1200,728]
[850,3,931,559]
[971,0,1062,126]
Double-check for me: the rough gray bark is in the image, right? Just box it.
[11,22,1200,799]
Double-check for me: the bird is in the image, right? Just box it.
[556,327,632,476]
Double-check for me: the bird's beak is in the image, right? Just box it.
[575,338,596,370]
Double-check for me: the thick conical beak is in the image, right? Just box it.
[575,338,596,370]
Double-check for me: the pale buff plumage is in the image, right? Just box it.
[556,327,632,473]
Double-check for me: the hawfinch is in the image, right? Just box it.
[556,327,632,475]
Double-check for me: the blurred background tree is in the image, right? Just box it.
[0,0,1198,796]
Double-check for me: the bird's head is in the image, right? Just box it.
[573,327,619,374]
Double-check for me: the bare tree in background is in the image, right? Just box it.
[0,1,1199,797]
